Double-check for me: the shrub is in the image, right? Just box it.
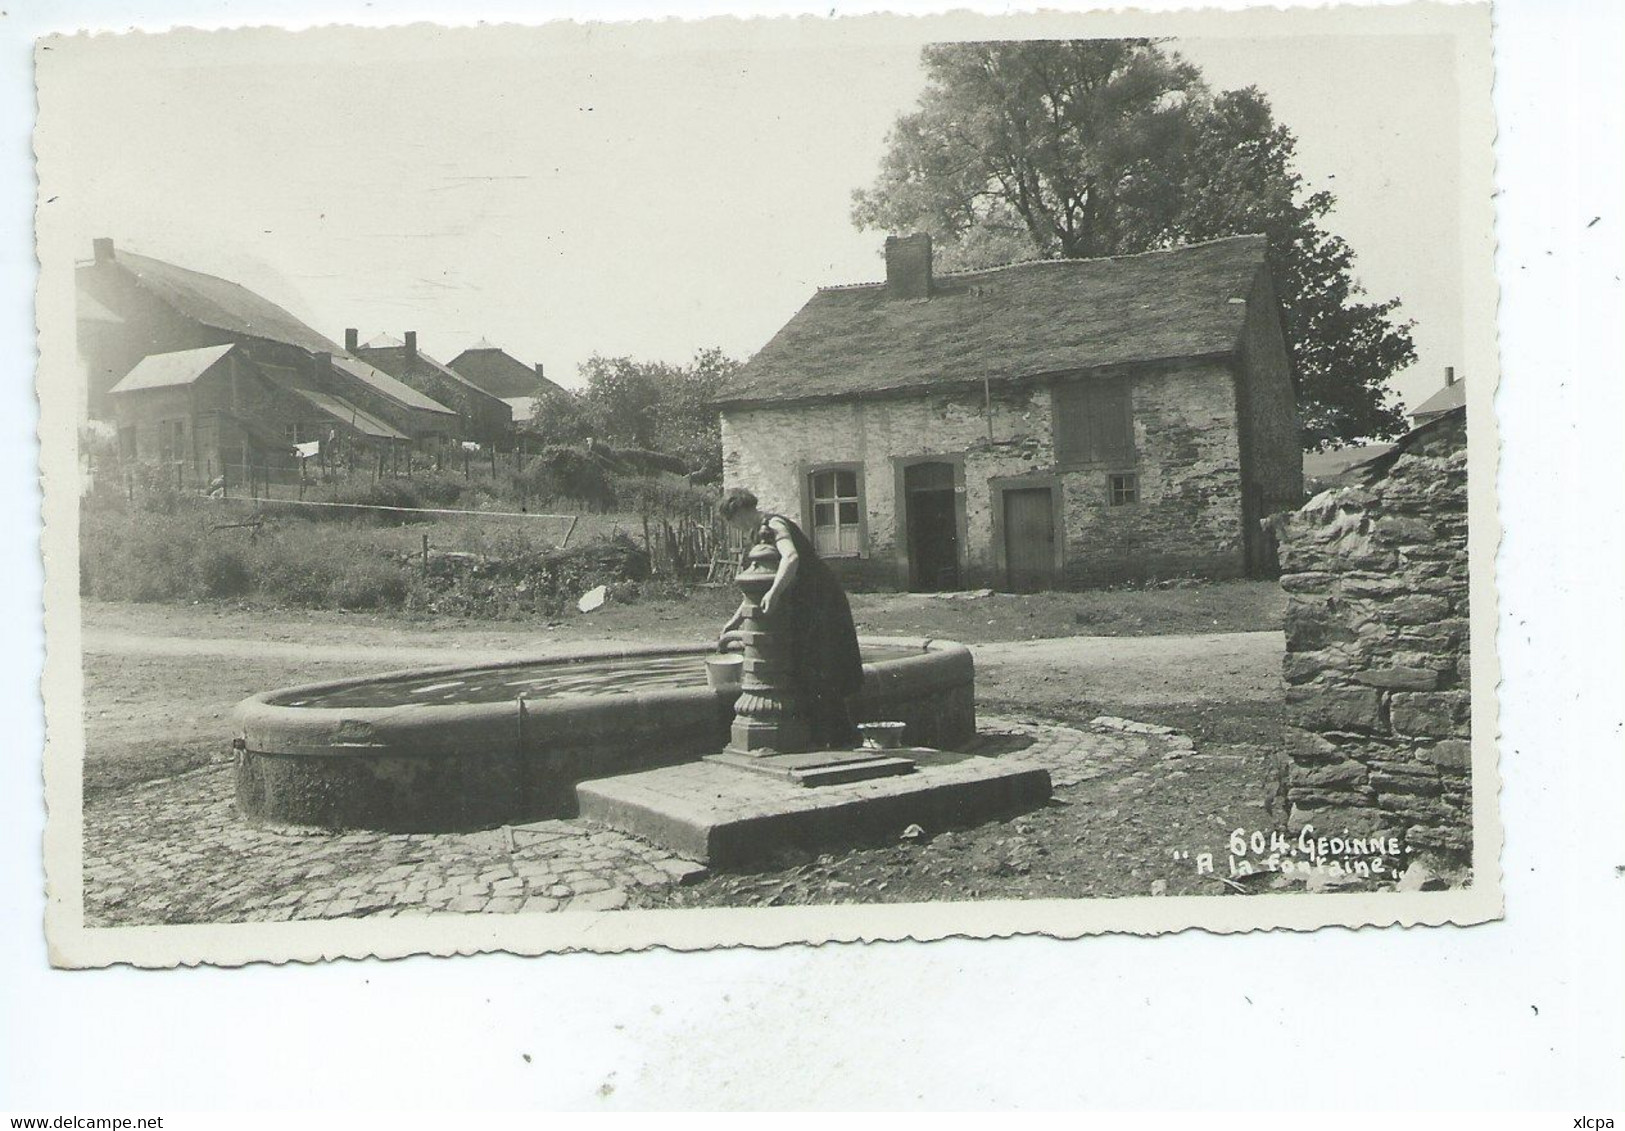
[298,478,428,523]
[610,475,715,520]
[197,542,253,598]
[521,446,615,510]
[80,507,201,601]
[249,531,345,606]
[327,556,411,610]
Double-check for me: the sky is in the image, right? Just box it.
[40,18,1464,417]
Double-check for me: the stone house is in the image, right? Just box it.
[350,331,514,445]
[1273,406,1471,866]
[76,238,459,448]
[718,234,1304,591]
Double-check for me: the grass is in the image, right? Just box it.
[848,583,1285,643]
[79,498,677,619]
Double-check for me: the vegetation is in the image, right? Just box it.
[518,348,738,482]
[80,498,673,619]
[851,40,1415,448]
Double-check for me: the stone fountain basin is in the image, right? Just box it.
[232,636,975,832]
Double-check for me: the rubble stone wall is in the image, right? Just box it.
[1274,409,1471,864]
[721,358,1252,589]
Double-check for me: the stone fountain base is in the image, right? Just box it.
[704,747,918,787]
[575,749,1050,868]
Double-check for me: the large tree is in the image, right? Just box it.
[851,40,1414,448]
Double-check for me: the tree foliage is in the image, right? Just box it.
[522,348,738,481]
[851,40,1414,448]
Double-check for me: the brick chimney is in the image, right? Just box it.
[534,362,546,380]
[92,237,115,264]
[885,233,933,300]
[1445,366,1457,387]
[344,328,359,352]
[404,331,418,364]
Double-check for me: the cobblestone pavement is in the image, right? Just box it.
[82,716,1170,926]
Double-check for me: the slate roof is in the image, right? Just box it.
[1410,379,1466,421]
[719,234,1271,406]
[294,388,410,441]
[102,247,456,417]
[77,292,124,325]
[447,345,564,399]
[112,249,341,356]
[329,355,459,417]
[353,340,510,411]
[107,343,237,394]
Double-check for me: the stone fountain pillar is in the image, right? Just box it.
[724,529,810,756]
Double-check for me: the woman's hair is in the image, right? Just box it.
[718,488,758,520]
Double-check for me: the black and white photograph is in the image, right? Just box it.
[33,3,1502,969]
[11,0,1625,1118]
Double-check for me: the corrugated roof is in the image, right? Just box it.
[719,234,1270,406]
[330,354,458,416]
[447,345,562,399]
[107,343,236,394]
[294,388,409,441]
[1410,379,1466,419]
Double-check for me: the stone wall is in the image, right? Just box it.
[721,357,1250,589]
[1274,408,1470,864]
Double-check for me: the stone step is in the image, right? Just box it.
[704,748,919,787]
[577,750,1051,868]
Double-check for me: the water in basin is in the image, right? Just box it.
[273,644,920,709]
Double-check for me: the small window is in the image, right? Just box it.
[809,467,862,555]
[1108,472,1139,506]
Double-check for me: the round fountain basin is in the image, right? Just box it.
[233,636,975,832]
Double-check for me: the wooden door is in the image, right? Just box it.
[907,489,960,590]
[905,461,960,591]
[1003,487,1055,592]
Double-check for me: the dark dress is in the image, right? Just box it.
[756,513,864,749]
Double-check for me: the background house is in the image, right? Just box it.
[447,340,561,399]
[77,238,459,452]
[104,343,412,486]
[350,330,513,445]
[447,341,565,429]
[1409,367,1466,428]
[718,233,1304,591]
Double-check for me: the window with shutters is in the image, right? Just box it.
[1053,376,1135,468]
[808,466,863,556]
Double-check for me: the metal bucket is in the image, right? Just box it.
[705,653,744,691]
[858,720,908,750]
